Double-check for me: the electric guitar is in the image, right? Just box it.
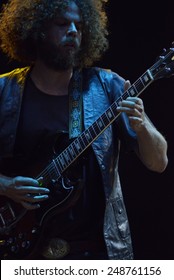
[0,46,174,259]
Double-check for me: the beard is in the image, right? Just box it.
[37,40,80,71]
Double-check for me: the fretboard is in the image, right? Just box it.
[36,68,154,184]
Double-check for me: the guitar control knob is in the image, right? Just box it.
[10,245,19,253]
[32,227,38,234]
[21,240,30,249]
[7,237,15,244]
[18,233,25,239]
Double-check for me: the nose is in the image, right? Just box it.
[67,22,78,36]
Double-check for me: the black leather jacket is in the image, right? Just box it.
[0,67,138,259]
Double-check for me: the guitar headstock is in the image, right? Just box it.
[150,44,174,80]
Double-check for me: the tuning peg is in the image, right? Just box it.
[163,48,167,53]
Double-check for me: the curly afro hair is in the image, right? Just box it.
[0,0,109,67]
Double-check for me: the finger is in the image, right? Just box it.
[15,186,50,194]
[21,193,49,210]
[23,194,49,203]
[126,97,143,106]
[118,99,143,114]
[14,176,39,187]
[13,176,50,193]
[117,100,137,112]
[21,201,40,210]
[124,80,131,91]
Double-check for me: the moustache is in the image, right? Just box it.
[62,39,79,48]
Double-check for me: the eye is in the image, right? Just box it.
[53,19,67,26]
[56,22,66,27]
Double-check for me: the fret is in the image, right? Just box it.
[93,122,102,135]
[134,79,145,93]
[54,157,64,172]
[59,154,67,169]
[48,162,59,178]
[88,125,97,139]
[68,143,76,159]
[121,91,129,100]
[111,102,118,114]
[62,149,72,164]
[127,71,153,98]
[78,136,86,149]
[84,130,93,143]
[71,141,79,155]
[127,85,138,97]
[81,133,90,146]
[140,76,146,87]
[74,138,83,153]
[65,148,74,161]
[102,112,110,126]
[62,152,70,167]
[96,117,105,130]
[116,96,123,106]
[142,70,153,85]
[106,108,115,121]
[55,157,64,173]
[54,158,64,174]
[52,159,61,177]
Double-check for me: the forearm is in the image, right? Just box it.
[136,118,168,173]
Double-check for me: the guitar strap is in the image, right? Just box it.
[69,69,83,139]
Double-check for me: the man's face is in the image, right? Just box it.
[37,1,82,70]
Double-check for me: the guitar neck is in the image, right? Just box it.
[36,68,154,184]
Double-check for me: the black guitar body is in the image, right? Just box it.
[0,132,84,259]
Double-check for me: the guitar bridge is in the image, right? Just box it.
[0,203,16,228]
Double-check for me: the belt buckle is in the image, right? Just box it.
[42,238,70,259]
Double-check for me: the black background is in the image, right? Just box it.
[0,0,174,259]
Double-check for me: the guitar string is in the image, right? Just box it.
[35,75,148,186]
[36,58,169,187]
